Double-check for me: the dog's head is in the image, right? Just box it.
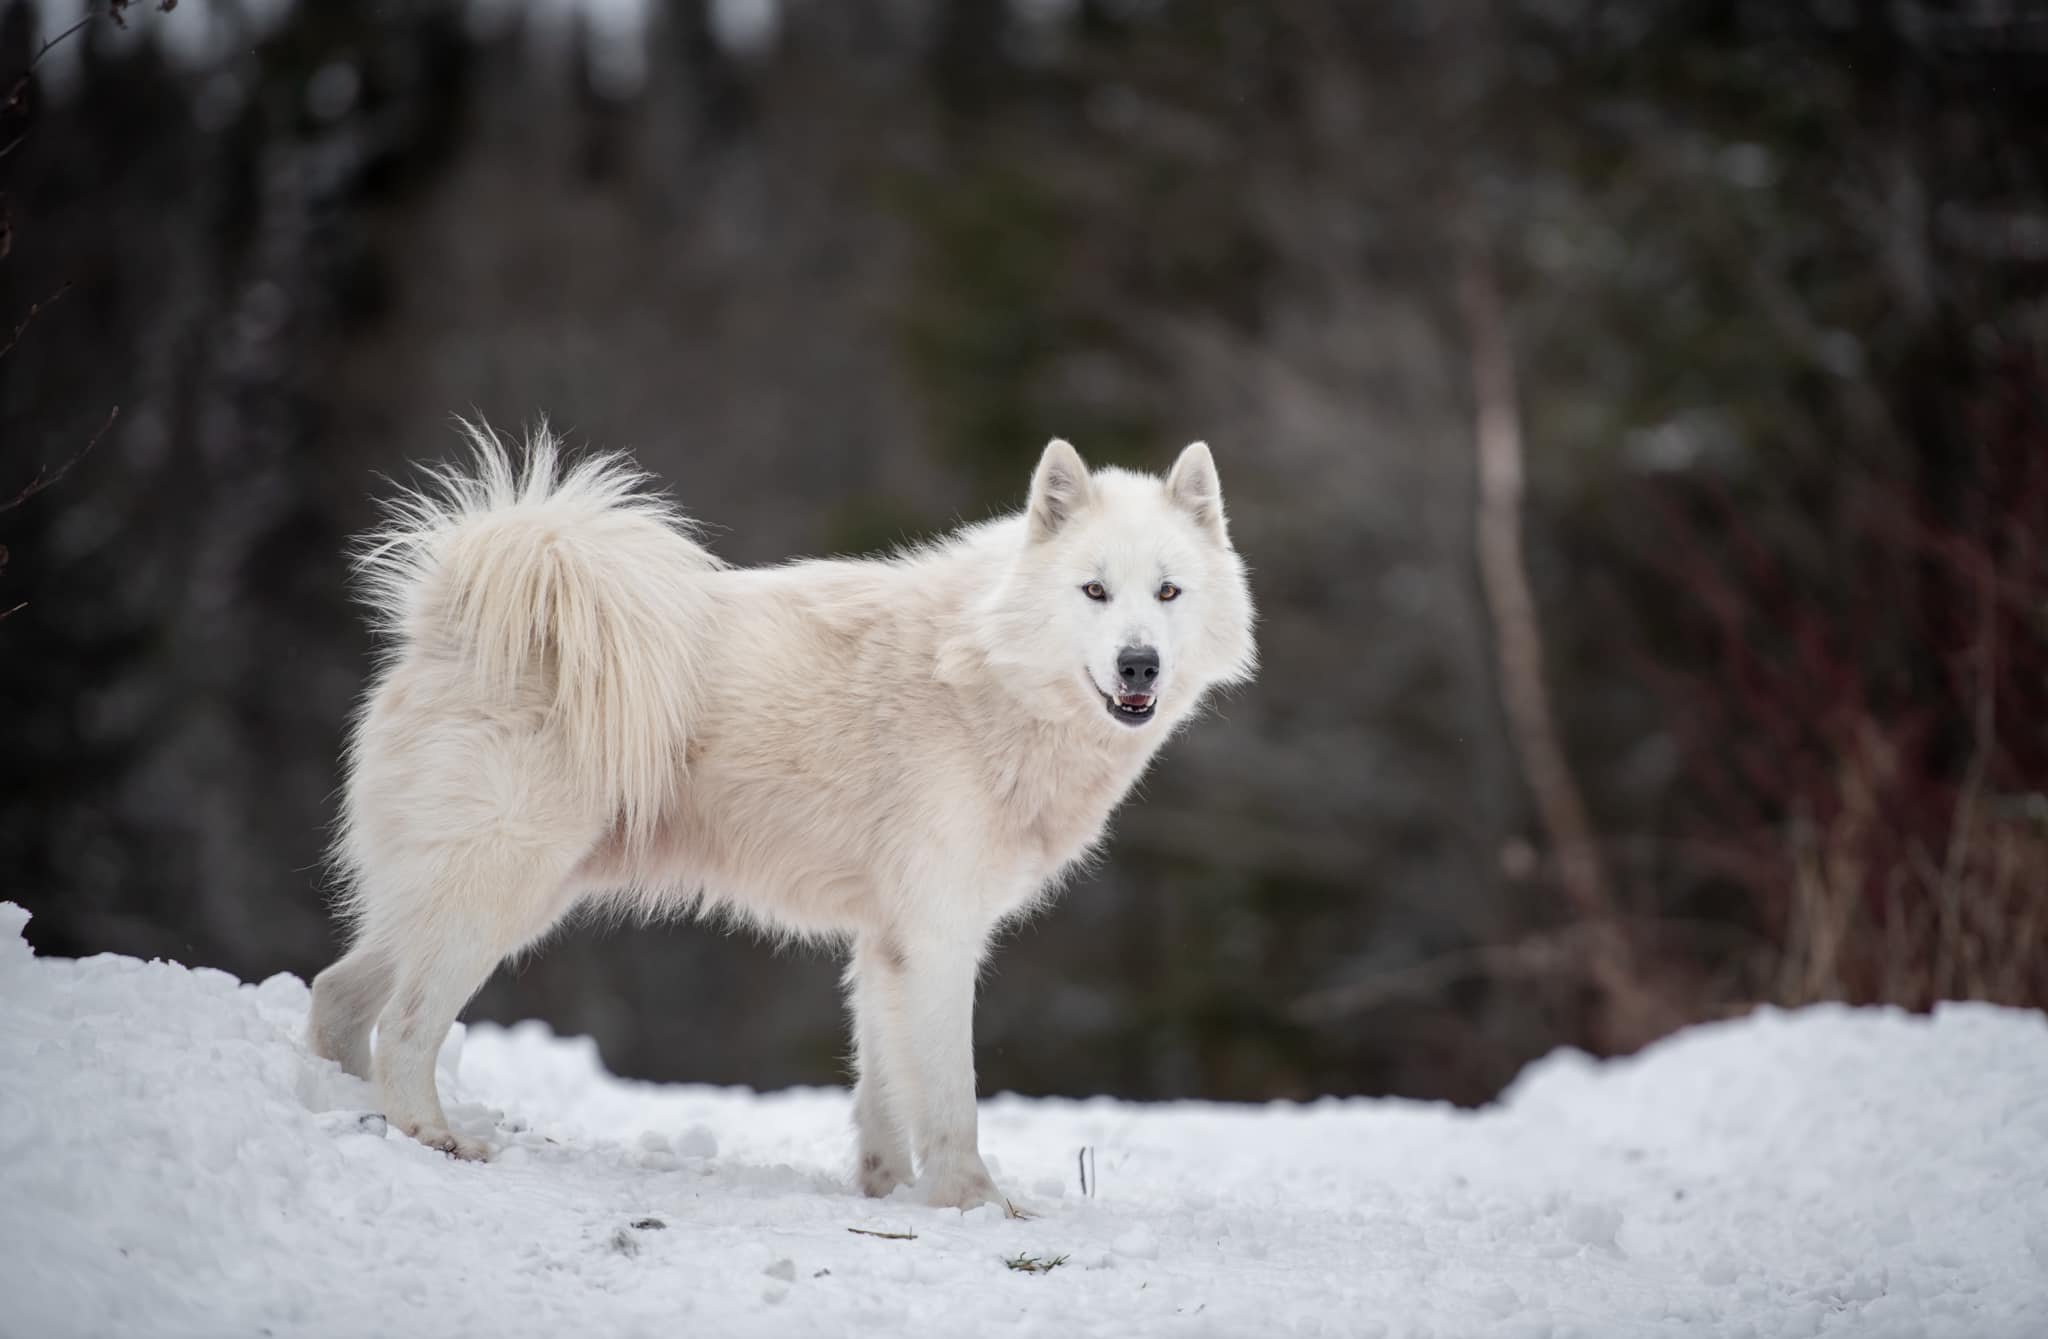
[986,438,1256,734]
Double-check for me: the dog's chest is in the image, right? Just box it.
[987,736,1149,876]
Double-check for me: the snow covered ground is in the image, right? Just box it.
[2,901,2044,1339]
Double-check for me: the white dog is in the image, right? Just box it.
[307,424,1256,1208]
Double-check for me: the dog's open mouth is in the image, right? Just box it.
[1104,691,1157,725]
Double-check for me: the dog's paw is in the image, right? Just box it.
[857,1149,913,1199]
[917,1155,1002,1211]
[400,1122,491,1161]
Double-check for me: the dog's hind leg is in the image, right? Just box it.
[307,943,395,1080]
[367,844,581,1160]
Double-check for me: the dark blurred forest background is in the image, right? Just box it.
[3,0,2044,1106]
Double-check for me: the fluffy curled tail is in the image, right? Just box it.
[355,419,719,842]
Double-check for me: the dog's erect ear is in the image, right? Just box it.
[1166,441,1229,545]
[1027,438,1094,542]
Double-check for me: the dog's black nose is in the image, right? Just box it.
[1117,646,1160,687]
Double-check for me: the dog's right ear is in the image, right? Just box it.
[1027,438,1093,542]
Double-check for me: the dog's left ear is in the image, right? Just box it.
[1166,441,1229,545]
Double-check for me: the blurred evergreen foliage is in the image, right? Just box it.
[2,0,2041,1103]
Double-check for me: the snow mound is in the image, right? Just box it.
[2,902,2044,1338]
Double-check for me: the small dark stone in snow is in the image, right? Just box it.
[631,1217,667,1230]
[355,1113,387,1136]
[813,1269,831,1278]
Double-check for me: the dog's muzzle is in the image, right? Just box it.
[1102,688,1158,725]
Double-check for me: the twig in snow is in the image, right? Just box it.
[1004,1252,1068,1274]
[846,1227,918,1241]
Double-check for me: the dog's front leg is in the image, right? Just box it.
[847,937,915,1198]
[866,923,1001,1211]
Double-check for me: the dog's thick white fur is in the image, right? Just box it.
[307,424,1256,1208]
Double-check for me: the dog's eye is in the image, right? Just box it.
[1082,581,1109,602]
[1157,582,1181,602]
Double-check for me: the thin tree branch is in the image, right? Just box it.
[0,405,117,515]
[0,281,70,360]
[0,4,176,157]
[8,13,95,99]
[0,14,97,159]
[0,3,158,625]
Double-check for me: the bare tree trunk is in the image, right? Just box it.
[1459,242,1680,1051]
